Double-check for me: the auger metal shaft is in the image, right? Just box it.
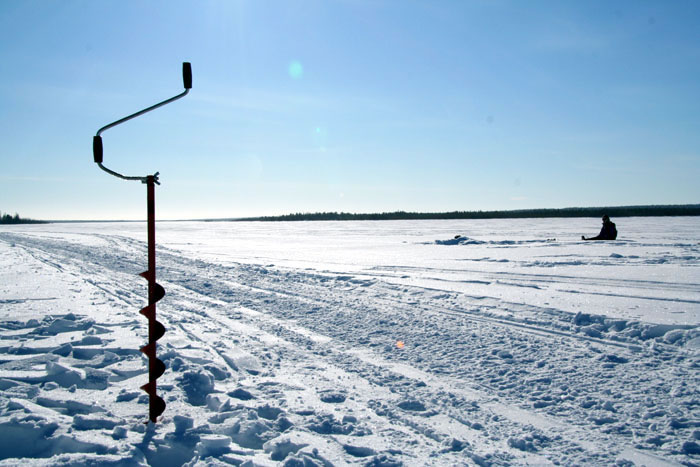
[139,175,167,423]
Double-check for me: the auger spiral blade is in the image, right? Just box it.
[139,265,167,423]
[140,381,167,423]
[140,271,166,300]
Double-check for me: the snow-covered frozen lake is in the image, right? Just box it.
[1,218,698,465]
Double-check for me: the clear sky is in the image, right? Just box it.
[1,0,699,220]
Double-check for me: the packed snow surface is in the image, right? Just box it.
[0,217,698,466]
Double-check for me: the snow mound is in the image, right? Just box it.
[434,236,485,245]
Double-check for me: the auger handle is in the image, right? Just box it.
[93,136,103,164]
[183,62,192,89]
[93,62,192,181]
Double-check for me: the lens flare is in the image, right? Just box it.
[288,61,303,79]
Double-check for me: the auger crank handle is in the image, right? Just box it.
[183,62,192,89]
[93,62,193,180]
[93,136,103,164]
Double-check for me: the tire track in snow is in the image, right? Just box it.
[191,263,643,353]
[370,264,700,295]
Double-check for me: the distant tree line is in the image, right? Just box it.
[0,212,47,224]
[238,204,700,222]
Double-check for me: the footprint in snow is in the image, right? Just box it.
[319,390,346,403]
[398,399,426,412]
[343,444,376,457]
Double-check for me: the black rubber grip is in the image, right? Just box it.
[183,62,192,89]
[93,136,103,163]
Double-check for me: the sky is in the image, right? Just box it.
[1,0,699,220]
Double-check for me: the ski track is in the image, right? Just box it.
[0,229,698,466]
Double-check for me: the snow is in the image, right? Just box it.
[0,217,698,466]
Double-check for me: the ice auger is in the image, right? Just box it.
[93,62,192,423]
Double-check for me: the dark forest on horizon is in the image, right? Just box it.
[0,212,47,225]
[235,204,700,222]
[3,204,700,224]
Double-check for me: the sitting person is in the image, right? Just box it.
[582,215,617,240]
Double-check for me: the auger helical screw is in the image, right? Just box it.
[92,63,192,423]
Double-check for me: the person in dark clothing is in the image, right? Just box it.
[582,215,617,240]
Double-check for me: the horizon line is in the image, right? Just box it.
[10,203,700,224]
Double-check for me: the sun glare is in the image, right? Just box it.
[288,61,304,79]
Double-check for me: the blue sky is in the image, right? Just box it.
[1,0,698,220]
